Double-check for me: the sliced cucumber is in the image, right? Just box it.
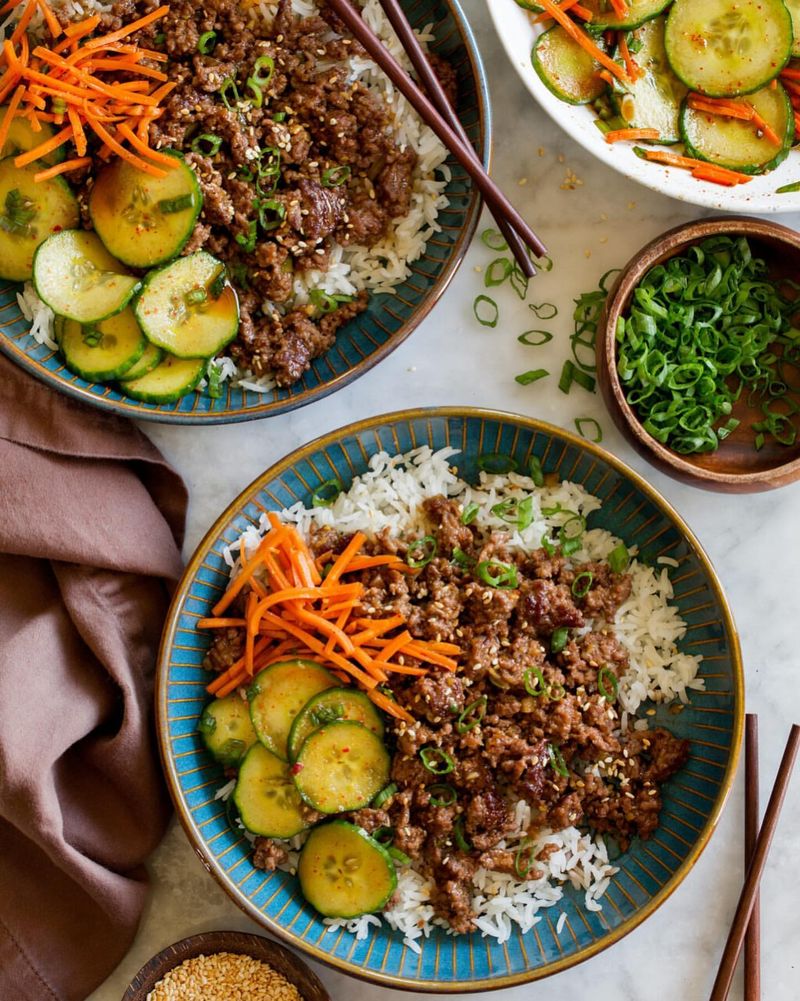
[198,694,258,767]
[0,113,65,164]
[0,160,79,282]
[234,742,309,838]
[298,820,397,918]
[134,251,239,359]
[788,2,800,56]
[33,230,140,323]
[247,659,338,760]
[119,354,205,402]
[581,0,672,30]
[680,83,793,173]
[294,720,390,814]
[532,25,606,105]
[612,16,687,143]
[89,151,202,269]
[288,687,384,762]
[665,0,792,97]
[118,341,163,381]
[60,307,146,382]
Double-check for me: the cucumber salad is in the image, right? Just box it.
[523,0,800,186]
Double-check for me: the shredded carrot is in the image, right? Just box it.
[636,146,752,184]
[687,97,753,121]
[617,32,640,81]
[10,0,37,46]
[36,0,62,39]
[13,122,71,165]
[605,127,659,143]
[0,85,24,152]
[608,0,628,17]
[64,14,102,39]
[367,688,414,724]
[690,165,742,187]
[751,110,781,146]
[66,103,86,154]
[537,0,631,84]
[85,5,169,49]
[196,617,247,629]
[534,0,579,22]
[33,155,90,180]
[326,532,367,584]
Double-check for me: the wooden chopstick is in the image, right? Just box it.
[325,0,548,260]
[376,0,536,278]
[744,714,761,1001]
[709,723,800,1001]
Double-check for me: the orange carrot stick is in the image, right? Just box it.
[10,0,36,45]
[36,0,62,38]
[605,127,660,143]
[13,122,71,165]
[116,121,179,167]
[367,688,413,724]
[537,0,630,84]
[67,104,86,155]
[84,5,169,49]
[196,617,247,629]
[325,532,367,584]
[618,33,640,81]
[33,156,91,181]
[688,98,753,121]
[0,85,24,152]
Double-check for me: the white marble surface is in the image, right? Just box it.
[89,2,800,997]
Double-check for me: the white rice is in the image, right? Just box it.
[217,446,704,948]
[12,0,449,395]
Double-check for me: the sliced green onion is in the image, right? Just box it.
[246,77,264,108]
[481,227,508,250]
[257,198,285,231]
[388,846,412,865]
[551,627,569,653]
[485,257,512,287]
[559,359,596,394]
[598,666,619,702]
[429,783,457,807]
[190,134,222,156]
[322,164,351,187]
[474,295,499,328]
[373,825,393,845]
[548,744,569,778]
[518,329,553,346]
[514,839,537,878]
[476,559,518,589]
[185,288,207,306]
[478,452,518,474]
[197,30,217,53]
[523,666,548,697]
[510,261,529,300]
[559,513,586,542]
[561,536,582,557]
[776,180,800,193]
[206,361,223,399]
[460,502,479,525]
[311,478,343,508]
[491,496,533,530]
[251,53,275,86]
[372,783,398,808]
[453,816,471,852]
[235,219,257,253]
[541,532,556,557]
[516,368,549,386]
[608,543,629,574]
[419,746,455,774]
[575,417,603,443]
[571,571,593,597]
[548,680,565,701]
[219,76,239,110]
[273,111,287,122]
[528,455,544,486]
[456,696,487,733]
[407,535,437,569]
[451,547,474,570]
[158,193,194,214]
[529,302,558,320]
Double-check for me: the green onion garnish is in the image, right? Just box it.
[219,76,239,110]
[407,535,437,569]
[388,846,412,865]
[559,513,586,542]
[571,570,593,597]
[518,329,553,346]
[158,193,194,214]
[491,496,533,530]
[529,301,557,320]
[273,111,287,122]
[257,198,285,232]
[251,53,274,86]
[514,839,537,878]
[776,180,800,193]
[551,627,569,653]
[452,547,474,569]
[515,368,549,386]
[206,361,223,399]
[523,666,548,697]
[478,452,518,474]
[429,783,457,807]
[474,294,499,328]
[322,164,351,187]
[541,532,556,557]
[485,257,512,287]
[460,502,479,525]
[245,77,264,108]
[197,30,217,53]
[476,559,518,589]
[456,696,487,733]
[559,359,596,395]
[481,227,508,250]
[185,288,207,306]
[608,543,629,574]
[372,783,398,808]
[575,417,603,443]
[373,825,393,845]
[190,134,222,156]
[235,219,257,253]
[561,537,582,557]
[311,478,343,507]
[548,743,569,778]
[419,746,455,774]
[598,666,619,702]
[453,816,471,852]
[548,680,565,701]
[528,455,544,486]
[509,261,529,300]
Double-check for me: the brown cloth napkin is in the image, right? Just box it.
[0,354,188,1001]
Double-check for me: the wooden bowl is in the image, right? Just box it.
[122,931,331,1001]
[596,216,800,493]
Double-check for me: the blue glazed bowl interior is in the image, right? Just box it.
[158,409,742,990]
[0,0,488,424]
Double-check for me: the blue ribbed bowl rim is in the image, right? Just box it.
[0,0,490,424]
[157,408,744,990]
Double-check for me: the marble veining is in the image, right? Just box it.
[88,0,800,996]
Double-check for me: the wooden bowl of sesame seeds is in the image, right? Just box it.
[122,931,331,1001]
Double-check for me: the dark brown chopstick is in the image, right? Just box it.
[376,0,536,278]
[744,714,761,1001]
[325,0,548,261]
[709,723,800,1001]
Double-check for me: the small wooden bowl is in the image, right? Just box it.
[122,931,331,1001]
[596,216,800,493]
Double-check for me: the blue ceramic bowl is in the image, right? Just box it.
[0,0,488,424]
[157,409,743,990]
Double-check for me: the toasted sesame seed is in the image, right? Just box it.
[147,953,303,1001]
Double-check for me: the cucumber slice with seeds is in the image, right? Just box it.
[665,0,793,97]
[61,307,146,381]
[581,0,672,30]
[89,150,202,269]
[234,742,310,838]
[118,341,163,381]
[33,230,140,323]
[198,694,258,767]
[134,251,239,359]
[787,1,800,56]
[680,83,793,173]
[293,720,390,814]
[612,16,687,143]
[288,687,384,763]
[0,112,65,164]
[119,354,205,403]
[298,820,397,918]
[0,160,79,282]
[532,25,607,105]
[248,659,338,761]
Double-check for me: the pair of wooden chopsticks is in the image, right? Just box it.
[326,0,545,278]
[709,716,800,1001]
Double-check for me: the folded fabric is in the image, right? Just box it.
[0,355,188,1001]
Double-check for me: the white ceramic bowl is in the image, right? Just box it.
[485,0,800,214]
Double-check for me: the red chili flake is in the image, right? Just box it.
[341,747,350,753]
[290,762,304,774]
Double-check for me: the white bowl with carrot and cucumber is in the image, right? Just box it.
[487,0,800,212]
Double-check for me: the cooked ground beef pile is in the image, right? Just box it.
[207,495,689,933]
[97,0,450,385]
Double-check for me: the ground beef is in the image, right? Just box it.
[252,837,289,871]
[203,628,244,672]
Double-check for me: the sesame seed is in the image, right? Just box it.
[147,953,303,1001]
